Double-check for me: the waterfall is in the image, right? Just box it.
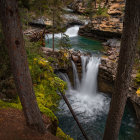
[64,26,79,37]
[58,55,110,123]
[71,61,80,90]
[46,25,80,39]
[57,56,110,139]
[81,56,88,81]
[57,72,72,91]
[80,57,100,95]
[71,56,100,95]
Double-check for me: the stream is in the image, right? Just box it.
[45,25,140,140]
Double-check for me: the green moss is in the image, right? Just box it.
[56,127,73,140]
[38,104,58,122]
[0,100,21,110]
[0,38,70,138]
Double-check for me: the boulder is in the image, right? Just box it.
[72,55,80,62]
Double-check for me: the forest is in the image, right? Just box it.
[0,0,140,140]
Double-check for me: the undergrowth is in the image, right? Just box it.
[0,37,73,139]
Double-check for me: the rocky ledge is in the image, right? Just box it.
[40,47,84,86]
[78,0,124,40]
[98,39,140,123]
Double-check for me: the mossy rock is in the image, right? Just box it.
[56,127,74,140]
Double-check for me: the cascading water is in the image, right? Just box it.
[71,61,80,90]
[57,56,111,139]
[80,56,100,95]
[57,72,72,90]
[46,25,80,39]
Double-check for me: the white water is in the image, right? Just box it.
[45,25,80,39]
[58,56,110,122]
[71,61,80,90]
[80,56,100,95]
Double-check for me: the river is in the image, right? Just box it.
[45,26,140,140]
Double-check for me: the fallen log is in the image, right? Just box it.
[59,91,89,140]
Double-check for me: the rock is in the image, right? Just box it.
[78,0,125,40]
[72,55,80,62]
[132,102,140,124]
[98,44,140,125]
[41,47,53,52]
[29,17,52,28]
[68,0,85,14]
[78,24,122,40]
[108,55,116,60]
[105,39,121,47]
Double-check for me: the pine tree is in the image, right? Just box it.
[103,0,140,139]
[0,0,46,133]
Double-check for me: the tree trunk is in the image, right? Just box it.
[94,0,96,8]
[105,0,109,5]
[0,0,46,133]
[52,10,55,52]
[103,0,140,140]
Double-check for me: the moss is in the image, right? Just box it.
[0,100,21,110]
[38,104,58,122]
[56,127,73,140]
[0,37,70,138]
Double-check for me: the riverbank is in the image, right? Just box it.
[0,36,73,140]
[0,108,60,140]
[70,0,124,40]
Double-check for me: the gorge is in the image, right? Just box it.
[45,25,140,140]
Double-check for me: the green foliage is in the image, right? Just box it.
[26,40,67,113]
[56,127,74,140]
[0,37,66,122]
[0,100,21,110]
[58,34,72,50]
[95,5,109,17]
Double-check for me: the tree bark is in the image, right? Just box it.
[52,10,55,52]
[0,0,46,133]
[103,0,140,140]
[94,0,96,8]
[105,0,109,5]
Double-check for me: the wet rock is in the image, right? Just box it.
[41,47,53,52]
[72,55,80,62]
[103,39,121,47]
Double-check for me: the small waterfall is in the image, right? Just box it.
[46,25,80,39]
[57,72,72,90]
[57,56,110,139]
[71,61,80,90]
[71,56,100,95]
[64,26,80,37]
[80,57,100,95]
[80,56,88,89]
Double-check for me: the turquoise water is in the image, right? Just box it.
[45,25,103,53]
[57,100,140,140]
[45,26,140,140]
[45,36,103,53]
